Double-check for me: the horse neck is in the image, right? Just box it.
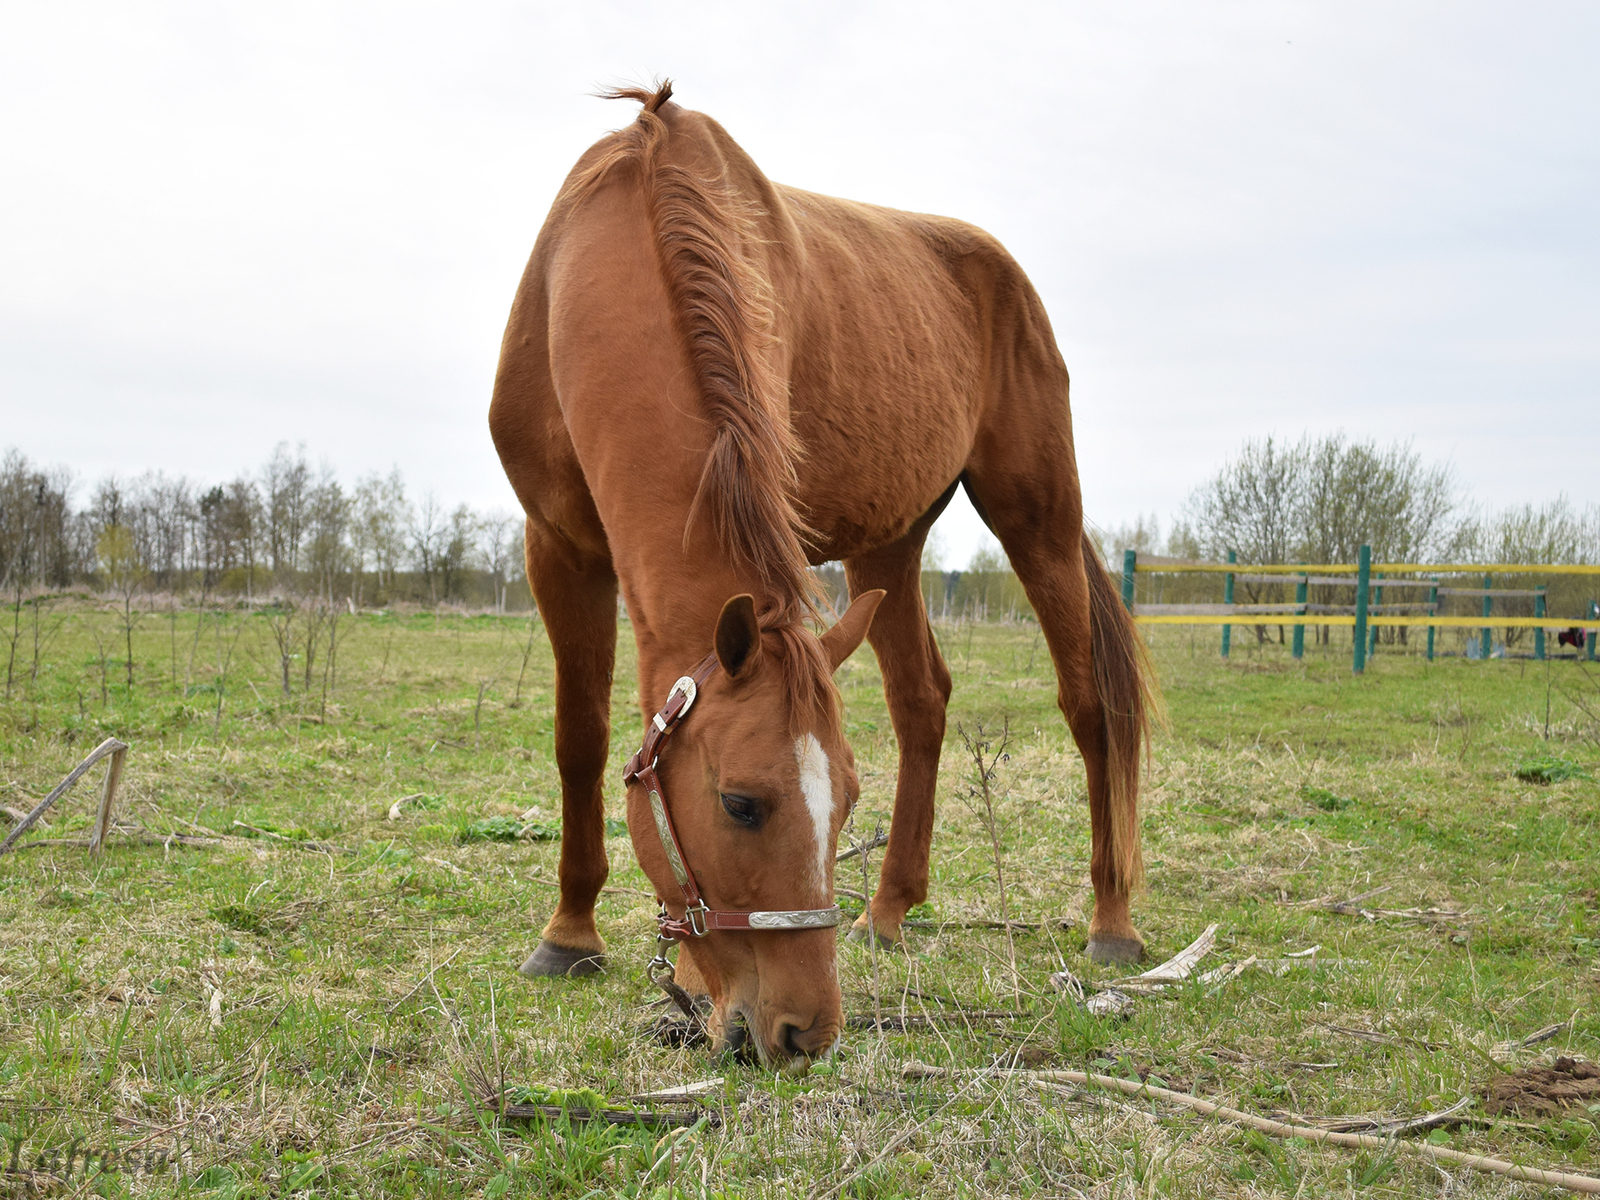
[618,542,751,707]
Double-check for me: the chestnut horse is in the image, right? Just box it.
[489,82,1155,1067]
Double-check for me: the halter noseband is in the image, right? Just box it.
[622,653,843,945]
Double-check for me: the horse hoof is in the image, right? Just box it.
[1085,936,1145,965]
[846,919,899,951]
[518,941,606,978]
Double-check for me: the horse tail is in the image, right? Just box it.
[1082,531,1160,894]
[564,81,818,619]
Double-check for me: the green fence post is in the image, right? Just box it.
[1221,550,1236,658]
[1292,566,1306,660]
[1534,586,1546,661]
[1369,572,1383,658]
[1121,549,1137,612]
[1426,577,1438,661]
[1481,573,1492,661]
[1353,544,1371,674]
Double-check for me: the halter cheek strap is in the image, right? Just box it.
[622,653,842,942]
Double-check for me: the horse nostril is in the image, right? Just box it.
[779,1021,807,1060]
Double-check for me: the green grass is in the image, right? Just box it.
[1,602,1598,1197]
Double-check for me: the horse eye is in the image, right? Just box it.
[720,793,762,828]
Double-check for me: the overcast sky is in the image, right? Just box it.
[3,2,1595,567]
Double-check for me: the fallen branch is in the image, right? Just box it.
[0,737,127,856]
[1292,1094,1477,1135]
[1492,1017,1574,1057]
[848,1011,1027,1031]
[1307,887,1468,927]
[1049,923,1220,1002]
[1303,883,1391,913]
[1313,1020,1446,1052]
[1113,923,1219,992]
[901,1063,1600,1195]
[630,1077,725,1103]
[497,1103,711,1129]
[8,829,228,852]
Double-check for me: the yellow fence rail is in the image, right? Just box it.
[1116,545,1599,672]
[1135,615,1600,629]
[1131,555,1600,576]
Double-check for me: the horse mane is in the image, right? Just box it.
[563,81,833,722]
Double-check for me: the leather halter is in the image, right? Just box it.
[623,653,843,943]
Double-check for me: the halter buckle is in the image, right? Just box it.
[667,675,698,715]
[684,899,711,938]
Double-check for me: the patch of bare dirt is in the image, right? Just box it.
[1482,1057,1600,1118]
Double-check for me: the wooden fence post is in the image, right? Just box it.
[1353,545,1371,674]
[1292,568,1306,660]
[1221,550,1236,658]
[1121,549,1137,612]
[1481,573,1493,661]
[1426,578,1438,661]
[1534,586,1546,661]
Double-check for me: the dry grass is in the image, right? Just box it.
[0,605,1596,1196]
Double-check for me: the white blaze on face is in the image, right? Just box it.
[793,734,834,895]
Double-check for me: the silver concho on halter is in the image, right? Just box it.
[747,907,843,929]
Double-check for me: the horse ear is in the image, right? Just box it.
[820,590,886,672]
[715,594,763,678]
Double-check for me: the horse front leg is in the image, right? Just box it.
[517,522,619,978]
[843,539,952,948]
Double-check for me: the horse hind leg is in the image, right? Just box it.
[962,481,1150,964]
[516,521,619,979]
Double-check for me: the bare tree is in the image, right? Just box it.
[1459,495,1594,565]
[409,492,446,605]
[1185,437,1309,565]
[480,510,522,613]
[354,469,408,604]
[440,503,480,603]
[262,442,311,588]
[304,466,350,599]
[97,521,146,692]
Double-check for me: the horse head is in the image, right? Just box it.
[626,589,884,1069]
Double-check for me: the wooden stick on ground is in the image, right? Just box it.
[0,736,128,856]
[901,1063,1600,1195]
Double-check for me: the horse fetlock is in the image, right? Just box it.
[540,908,605,953]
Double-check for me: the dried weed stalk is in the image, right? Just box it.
[956,717,1019,1001]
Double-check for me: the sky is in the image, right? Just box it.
[3,1,1596,568]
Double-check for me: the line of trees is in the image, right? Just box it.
[1104,433,1600,644]
[1106,433,1600,568]
[0,444,529,611]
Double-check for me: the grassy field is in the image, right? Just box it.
[1,600,1598,1198]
